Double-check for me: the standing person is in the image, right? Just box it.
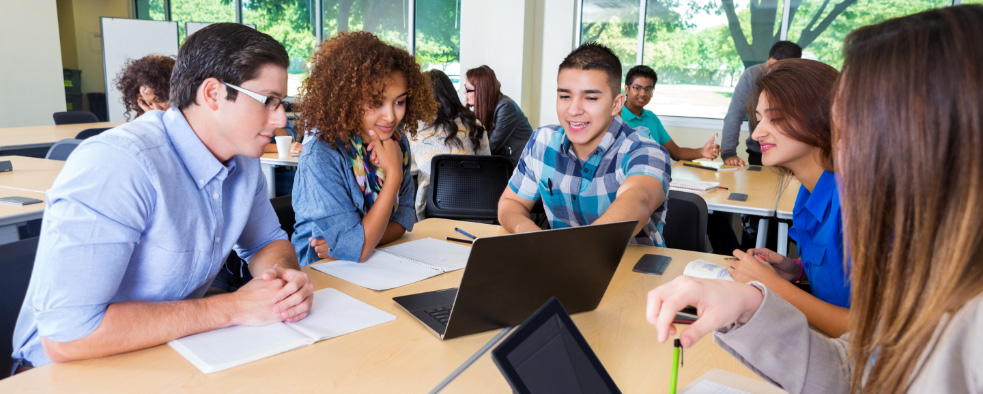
[498,42,671,246]
[621,65,718,161]
[726,59,849,337]
[720,41,801,166]
[646,6,983,393]
[410,69,490,220]
[291,32,437,266]
[464,65,533,167]
[10,23,314,373]
[113,55,175,120]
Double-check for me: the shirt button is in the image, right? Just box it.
[214,236,220,244]
[582,169,588,174]
[199,179,205,185]
[212,193,219,199]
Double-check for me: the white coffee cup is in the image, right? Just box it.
[275,136,293,158]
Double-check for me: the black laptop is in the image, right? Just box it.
[392,221,637,340]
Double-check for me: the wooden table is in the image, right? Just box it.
[0,219,776,392]
[0,156,65,194]
[776,178,800,256]
[671,162,783,248]
[0,122,121,154]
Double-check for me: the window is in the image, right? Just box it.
[243,0,317,96]
[170,0,236,44]
[415,0,461,86]
[322,0,409,48]
[580,0,958,120]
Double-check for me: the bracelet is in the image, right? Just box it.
[794,259,804,282]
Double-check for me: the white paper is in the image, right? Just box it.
[169,288,396,373]
[683,259,735,281]
[379,237,472,271]
[683,380,751,394]
[670,179,720,192]
[287,288,396,340]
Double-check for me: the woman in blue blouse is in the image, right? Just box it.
[726,59,850,337]
[290,32,436,266]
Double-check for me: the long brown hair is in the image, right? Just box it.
[465,65,502,132]
[747,59,838,173]
[834,5,983,392]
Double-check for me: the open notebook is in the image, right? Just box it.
[168,288,395,374]
[311,237,472,291]
[670,179,721,193]
[683,259,734,281]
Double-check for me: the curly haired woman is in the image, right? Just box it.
[113,55,175,120]
[291,32,436,266]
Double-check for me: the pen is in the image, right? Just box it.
[670,338,682,394]
[454,227,477,239]
[717,186,729,190]
[683,162,717,171]
[712,133,718,161]
[446,237,473,244]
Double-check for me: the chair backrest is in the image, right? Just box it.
[270,195,296,239]
[75,127,111,140]
[426,154,512,222]
[0,236,40,376]
[663,190,709,252]
[52,111,99,125]
[45,139,83,161]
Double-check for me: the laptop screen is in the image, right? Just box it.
[491,297,621,394]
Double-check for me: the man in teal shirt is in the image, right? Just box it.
[621,65,719,161]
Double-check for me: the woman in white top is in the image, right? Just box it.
[410,69,490,220]
[645,6,983,393]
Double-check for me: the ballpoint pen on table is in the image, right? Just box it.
[446,237,473,244]
[454,227,477,239]
[670,338,683,394]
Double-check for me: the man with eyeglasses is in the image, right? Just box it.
[10,23,314,373]
[620,65,719,161]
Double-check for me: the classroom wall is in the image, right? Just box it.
[64,0,133,112]
[460,0,536,121]
[0,1,66,127]
[531,0,577,129]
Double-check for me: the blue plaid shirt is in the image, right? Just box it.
[508,116,671,246]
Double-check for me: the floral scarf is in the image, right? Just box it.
[346,130,407,211]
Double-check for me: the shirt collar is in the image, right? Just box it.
[560,116,623,159]
[621,105,646,122]
[163,108,229,189]
[797,170,836,222]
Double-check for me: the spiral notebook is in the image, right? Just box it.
[311,237,472,290]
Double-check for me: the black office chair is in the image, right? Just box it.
[0,237,40,376]
[270,195,296,239]
[425,154,512,223]
[663,190,709,252]
[74,127,111,140]
[52,111,99,125]
[45,139,83,161]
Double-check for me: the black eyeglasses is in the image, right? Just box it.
[223,82,284,111]
[630,85,655,93]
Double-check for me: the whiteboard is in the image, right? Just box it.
[101,18,178,122]
[187,22,255,38]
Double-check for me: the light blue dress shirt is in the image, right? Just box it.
[620,105,673,146]
[11,108,287,367]
[290,135,416,266]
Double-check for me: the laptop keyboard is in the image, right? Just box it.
[425,307,451,326]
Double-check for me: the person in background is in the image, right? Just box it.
[620,65,718,161]
[720,41,801,167]
[498,42,671,246]
[646,6,983,393]
[113,55,175,120]
[291,32,437,266]
[464,65,533,167]
[726,58,848,337]
[410,69,490,220]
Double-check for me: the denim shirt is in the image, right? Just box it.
[12,108,286,367]
[290,134,416,266]
[788,170,851,308]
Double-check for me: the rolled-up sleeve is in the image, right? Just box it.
[291,141,367,265]
[33,142,153,342]
[621,139,671,195]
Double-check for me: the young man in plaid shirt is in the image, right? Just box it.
[497,43,672,246]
